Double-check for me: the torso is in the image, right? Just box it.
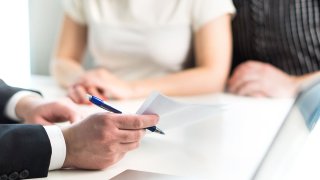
[64,0,235,80]
[83,0,194,80]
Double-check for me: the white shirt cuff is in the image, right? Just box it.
[4,91,41,122]
[44,126,67,170]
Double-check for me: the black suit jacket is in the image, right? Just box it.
[0,80,52,179]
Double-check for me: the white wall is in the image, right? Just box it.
[29,0,63,75]
[0,1,30,83]
[29,0,92,76]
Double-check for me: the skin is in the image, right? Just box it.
[15,95,159,170]
[227,60,320,98]
[62,113,159,169]
[52,13,233,103]
[16,95,80,125]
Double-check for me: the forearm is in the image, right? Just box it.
[52,15,88,88]
[129,15,233,98]
[130,66,229,98]
[50,58,84,88]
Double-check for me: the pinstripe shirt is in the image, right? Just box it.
[232,0,320,75]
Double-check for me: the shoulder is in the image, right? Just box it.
[62,0,89,25]
[191,0,236,31]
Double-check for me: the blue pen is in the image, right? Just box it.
[87,94,165,135]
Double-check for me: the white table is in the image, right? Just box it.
[10,75,320,180]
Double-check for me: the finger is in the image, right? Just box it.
[228,62,252,87]
[79,78,109,101]
[236,81,263,97]
[67,87,81,104]
[228,70,261,94]
[87,86,106,100]
[118,129,146,143]
[62,109,80,123]
[114,114,159,130]
[228,66,250,93]
[56,103,80,123]
[45,112,76,123]
[60,98,82,123]
[228,61,262,93]
[102,91,113,101]
[27,117,53,125]
[250,92,268,98]
[74,85,90,104]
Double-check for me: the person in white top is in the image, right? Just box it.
[51,0,236,103]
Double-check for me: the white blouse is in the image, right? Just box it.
[63,0,235,80]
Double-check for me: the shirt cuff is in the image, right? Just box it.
[4,91,42,122]
[44,126,67,170]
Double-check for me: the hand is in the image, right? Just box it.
[16,96,81,125]
[227,61,299,98]
[62,113,159,170]
[68,68,135,104]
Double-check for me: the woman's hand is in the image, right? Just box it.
[67,68,135,104]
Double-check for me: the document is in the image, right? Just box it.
[136,92,225,130]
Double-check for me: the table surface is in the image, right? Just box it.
[9,75,320,180]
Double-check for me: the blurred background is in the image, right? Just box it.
[0,0,90,84]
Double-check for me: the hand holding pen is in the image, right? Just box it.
[87,94,165,135]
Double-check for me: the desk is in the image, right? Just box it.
[12,75,320,180]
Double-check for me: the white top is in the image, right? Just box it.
[63,0,236,80]
[5,92,66,170]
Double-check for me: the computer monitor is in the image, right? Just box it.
[252,78,320,180]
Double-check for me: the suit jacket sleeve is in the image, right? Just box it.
[0,124,52,179]
[0,80,51,178]
[0,79,41,123]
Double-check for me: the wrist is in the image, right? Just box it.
[15,95,43,121]
[51,58,85,88]
[61,127,73,168]
[290,75,305,96]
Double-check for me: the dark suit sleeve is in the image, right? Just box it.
[0,124,52,179]
[0,80,50,178]
[0,79,41,124]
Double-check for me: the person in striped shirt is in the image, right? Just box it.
[228,0,320,98]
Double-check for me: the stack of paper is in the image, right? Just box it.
[136,92,225,131]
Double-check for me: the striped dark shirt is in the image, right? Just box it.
[232,0,320,75]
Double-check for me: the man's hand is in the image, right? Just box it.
[62,113,159,170]
[228,61,299,98]
[16,96,81,125]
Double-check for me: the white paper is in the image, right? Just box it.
[136,92,225,130]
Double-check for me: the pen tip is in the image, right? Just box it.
[156,129,165,135]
